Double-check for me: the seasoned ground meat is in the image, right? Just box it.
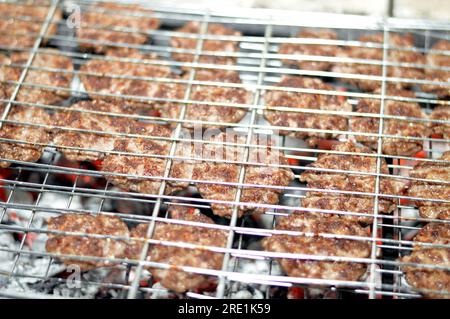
[408,151,450,220]
[126,206,227,292]
[157,69,251,129]
[301,195,395,225]
[332,33,425,91]
[0,102,51,168]
[401,222,450,299]
[102,123,194,195]
[262,213,371,281]
[301,141,388,175]
[409,151,450,181]
[192,68,242,83]
[421,40,450,98]
[171,21,241,68]
[46,213,129,271]
[0,1,61,49]
[413,222,450,245]
[429,106,450,140]
[350,89,429,156]
[192,132,294,218]
[1,49,73,105]
[300,141,406,200]
[263,76,351,146]
[77,2,160,53]
[417,207,450,221]
[52,100,135,162]
[409,183,450,220]
[279,29,338,71]
[80,49,174,114]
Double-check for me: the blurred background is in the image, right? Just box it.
[153,0,449,21]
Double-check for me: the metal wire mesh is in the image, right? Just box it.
[0,0,448,299]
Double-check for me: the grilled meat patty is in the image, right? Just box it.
[102,122,193,195]
[414,222,450,245]
[350,89,429,156]
[1,50,73,105]
[409,183,450,220]
[80,49,174,114]
[421,40,450,98]
[300,141,406,200]
[332,33,425,91]
[401,222,450,299]
[0,1,61,49]
[46,213,129,271]
[77,2,160,53]
[157,69,251,129]
[263,76,351,146]
[0,99,51,168]
[301,196,395,225]
[171,21,241,68]
[126,206,227,292]
[429,106,450,140]
[192,132,294,218]
[53,100,135,162]
[408,151,450,220]
[409,151,450,181]
[279,29,338,71]
[263,213,371,281]
[299,141,402,225]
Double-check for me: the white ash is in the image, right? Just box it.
[230,288,264,299]
[304,288,338,299]
[0,232,16,287]
[226,256,283,299]
[49,270,106,299]
[84,194,113,213]
[0,227,65,293]
[0,190,85,296]
[4,258,65,291]
[149,282,174,299]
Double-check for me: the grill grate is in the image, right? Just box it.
[0,0,448,299]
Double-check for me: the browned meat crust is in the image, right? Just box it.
[417,207,450,221]
[429,106,450,140]
[52,100,135,162]
[421,40,450,98]
[192,68,242,83]
[401,223,450,299]
[191,132,294,218]
[408,151,450,220]
[0,102,51,168]
[0,1,61,49]
[171,22,241,68]
[157,69,251,129]
[300,141,406,199]
[332,33,425,91]
[409,151,450,181]
[46,213,129,271]
[413,222,450,245]
[80,50,174,114]
[263,76,351,146]
[77,2,160,53]
[102,123,193,195]
[279,29,338,71]
[301,141,390,174]
[409,184,450,220]
[350,89,429,156]
[301,195,395,225]
[126,206,227,292]
[1,50,73,105]
[262,213,370,281]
